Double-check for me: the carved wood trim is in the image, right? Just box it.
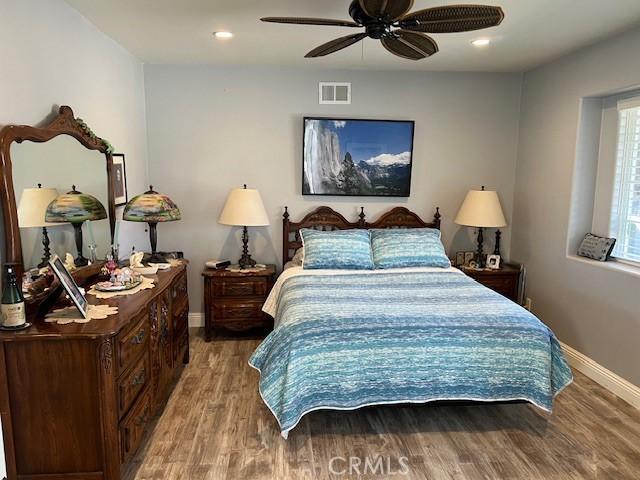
[0,105,116,280]
[282,205,441,268]
[99,337,114,374]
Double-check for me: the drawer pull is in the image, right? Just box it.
[135,405,149,427]
[131,369,146,387]
[130,329,146,345]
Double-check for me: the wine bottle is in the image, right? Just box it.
[1,266,26,328]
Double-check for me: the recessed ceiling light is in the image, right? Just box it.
[471,38,491,47]
[214,31,233,39]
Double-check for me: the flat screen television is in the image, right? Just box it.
[302,117,414,197]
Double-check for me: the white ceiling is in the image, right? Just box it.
[64,0,640,72]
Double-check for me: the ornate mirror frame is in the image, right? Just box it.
[0,106,116,280]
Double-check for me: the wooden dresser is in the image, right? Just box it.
[462,263,521,302]
[202,265,275,340]
[0,263,189,480]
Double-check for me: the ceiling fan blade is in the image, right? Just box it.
[399,5,504,33]
[305,33,368,58]
[359,0,414,21]
[381,30,438,60]
[261,17,360,27]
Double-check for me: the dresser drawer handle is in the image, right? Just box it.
[135,405,149,427]
[130,329,146,345]
[131,369,146,387]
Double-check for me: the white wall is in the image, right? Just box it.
[144,65,523,313]
[513,26,640,386]
[0,0,149,268]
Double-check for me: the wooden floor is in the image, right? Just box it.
[124,329,640,480]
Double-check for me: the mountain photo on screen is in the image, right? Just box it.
[303,118,414,197]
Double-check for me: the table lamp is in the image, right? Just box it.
[123,186,181,263]
[18,184,60,268]
[455,186,507,268]
[219,185,270,269]
[45,185,107,266]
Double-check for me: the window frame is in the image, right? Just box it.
[610,96,640,266]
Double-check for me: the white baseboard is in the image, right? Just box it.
[189,313,204,327]
[560,341,640,410]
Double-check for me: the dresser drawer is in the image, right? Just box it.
[213,278,267,297]
[172,272,189,314]
[120,386,152,464]
[212,299,265,320]
[116,313,148,374]
[119,352,150,417]
[174,326,189,364]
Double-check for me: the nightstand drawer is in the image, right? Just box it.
[476,276,518,300]
[117,313,148,374]
[213,278,267,297]
[118,352,149,418]
[212,299,265,319]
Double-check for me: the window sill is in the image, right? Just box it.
[567,254,640,279]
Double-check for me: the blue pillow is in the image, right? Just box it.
[300,229,374,270]
[370,228,451,269]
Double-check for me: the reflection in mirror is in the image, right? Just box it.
[12,135,111,270]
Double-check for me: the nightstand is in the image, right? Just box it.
[202,265,276,341]
[461,263,521,302]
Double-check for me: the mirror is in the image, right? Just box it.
[12,135,111,269]
[0,106,116,288]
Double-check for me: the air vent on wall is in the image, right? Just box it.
[319,82,351,105]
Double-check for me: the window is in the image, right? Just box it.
[610,98,640,263]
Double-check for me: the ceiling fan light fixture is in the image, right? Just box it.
[213,31,233,39]
[471,38,491,47]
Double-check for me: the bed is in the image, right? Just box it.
[249,206,573,438]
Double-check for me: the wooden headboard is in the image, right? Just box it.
[282,206,441,267]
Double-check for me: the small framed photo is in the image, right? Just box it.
[455,251,465,267]
[486,254,501,270]
[112,153,128,206]
[48,255,88,318]
[464,251,475,267]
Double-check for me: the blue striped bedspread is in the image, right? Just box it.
[249,267,573,438]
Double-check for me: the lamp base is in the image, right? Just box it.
[238,254,256,270]
[146,252,168,264]
[73,222,89,267]
[37,226,52,269]
[238,226,257,269]
[475,227,485,269]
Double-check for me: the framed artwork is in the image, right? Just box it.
[48,255,88,318]
[111,153,128,206]
[302,117,414,197]
[455,251,465,267]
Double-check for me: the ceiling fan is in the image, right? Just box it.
[261,1,504,60]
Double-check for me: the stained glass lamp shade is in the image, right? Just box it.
[123,186,181,263]
[45,185,107,266]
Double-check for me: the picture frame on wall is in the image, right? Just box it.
[111,153,128,206]
[302,117,415,197]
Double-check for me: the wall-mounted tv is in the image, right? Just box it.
[302,117,414,197]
